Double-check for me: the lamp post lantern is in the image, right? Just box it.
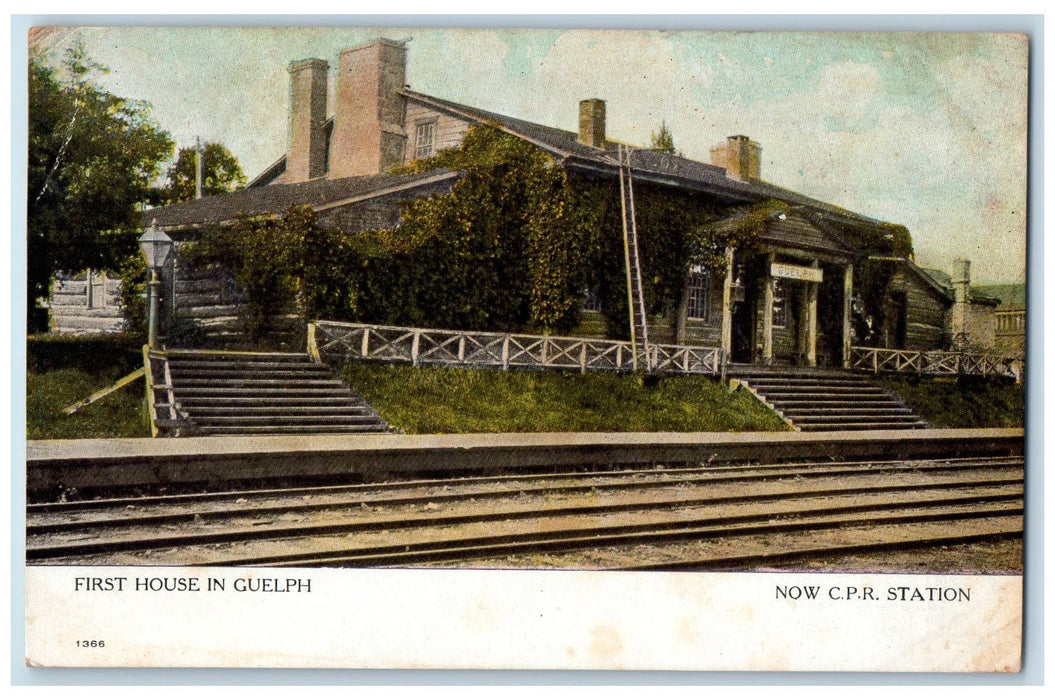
[139,220,173,348]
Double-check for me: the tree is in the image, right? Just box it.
[161,142,246,205]
[650,120,677,155]
[27,44,173,331]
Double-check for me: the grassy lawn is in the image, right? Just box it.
[881,376,1025,429]
[343,362,790,434]
[26,336,150,440]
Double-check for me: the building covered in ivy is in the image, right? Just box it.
[119,38,1001,365]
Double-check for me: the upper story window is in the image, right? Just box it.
[686,266,710,319]
[415,121,436,159]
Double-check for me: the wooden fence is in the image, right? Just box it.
[310,321,724,375]
[849,346,1021,380]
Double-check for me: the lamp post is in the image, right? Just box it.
[139,220,173,348]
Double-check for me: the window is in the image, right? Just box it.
[415,121,436,159]
[686,266,710,319]
[772,279,787,328]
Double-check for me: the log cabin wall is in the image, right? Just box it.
[883,267,949,350]
[49,271,126,335]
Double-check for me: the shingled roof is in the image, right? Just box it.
[146,168,457,231]
[403,90,886,228]
[974,284,1026,310]
[149,87,891,234]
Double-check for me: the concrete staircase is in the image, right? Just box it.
[164,350,390,436]
[729,366,928,432]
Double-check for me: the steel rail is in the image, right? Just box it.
[243,503,1023,569]
[27,477,1022,562]
[27,453,1023,513]
[27,458,1023,535]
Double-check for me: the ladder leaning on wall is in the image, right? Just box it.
[618,144,652,372]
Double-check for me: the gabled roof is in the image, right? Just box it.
[895,261,954,304]
[759,210,857,259]
[403,90,887,229]
[170,87,894,235]
[146,169,458,231]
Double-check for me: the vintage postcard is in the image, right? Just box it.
[22,25,1028,671]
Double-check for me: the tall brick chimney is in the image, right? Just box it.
[329,39,407,179]
[286,58,329,182]
[578,99,606,149]
[711,135,761,180]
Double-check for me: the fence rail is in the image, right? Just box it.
[311,321,723,376]
[849,346,1021,380]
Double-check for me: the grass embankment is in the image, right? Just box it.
[27,335,150,440]
[881,376,1025,429]
[343,362,789,434]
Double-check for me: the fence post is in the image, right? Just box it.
[458,335,466,362]
[580,343,587,373]
[360,327,370,359]
[501,335,510,370]
[873,350,878,374]
[411,331,420,366]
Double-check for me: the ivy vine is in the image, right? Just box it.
[176,125,912,345]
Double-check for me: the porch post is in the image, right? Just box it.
[762,252,775,364]
[807,260,819,367]
[842,263,854,369]
[720,246,735,358]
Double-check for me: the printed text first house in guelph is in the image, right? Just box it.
[50,37,1023,366]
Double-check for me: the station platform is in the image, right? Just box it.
[26,428,1024,496]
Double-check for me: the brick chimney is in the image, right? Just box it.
[711,135,761,180]
[330,39,407,179]
[286,58,329,182]
[578,99,606,149]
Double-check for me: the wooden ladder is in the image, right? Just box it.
[618,145,651,372]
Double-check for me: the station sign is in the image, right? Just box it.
[771,262,823,283]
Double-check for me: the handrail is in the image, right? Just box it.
[312,321,724,376]
[142,345,159,438]
[848,345,1019,380]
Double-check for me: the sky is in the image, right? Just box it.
[31,25,1030,284]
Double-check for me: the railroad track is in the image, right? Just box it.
[26,455,1024,571]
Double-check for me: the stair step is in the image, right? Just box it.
[740,378,871,388]
[776,400,902,408]
[792,414,922,424]
[798,422,928,431]
[169,360,321,370]
[184,406,374,417]
[174,378,346,387]
[782,407,914,417]
[177,396,367,406]
[731,365,927,432]
[171,370,333,380]
[155,349,389,436]
[194,424,389,435]
[189,415,386,426]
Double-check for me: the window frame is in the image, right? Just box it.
[415,120,437,160]
[686,265,711,320]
